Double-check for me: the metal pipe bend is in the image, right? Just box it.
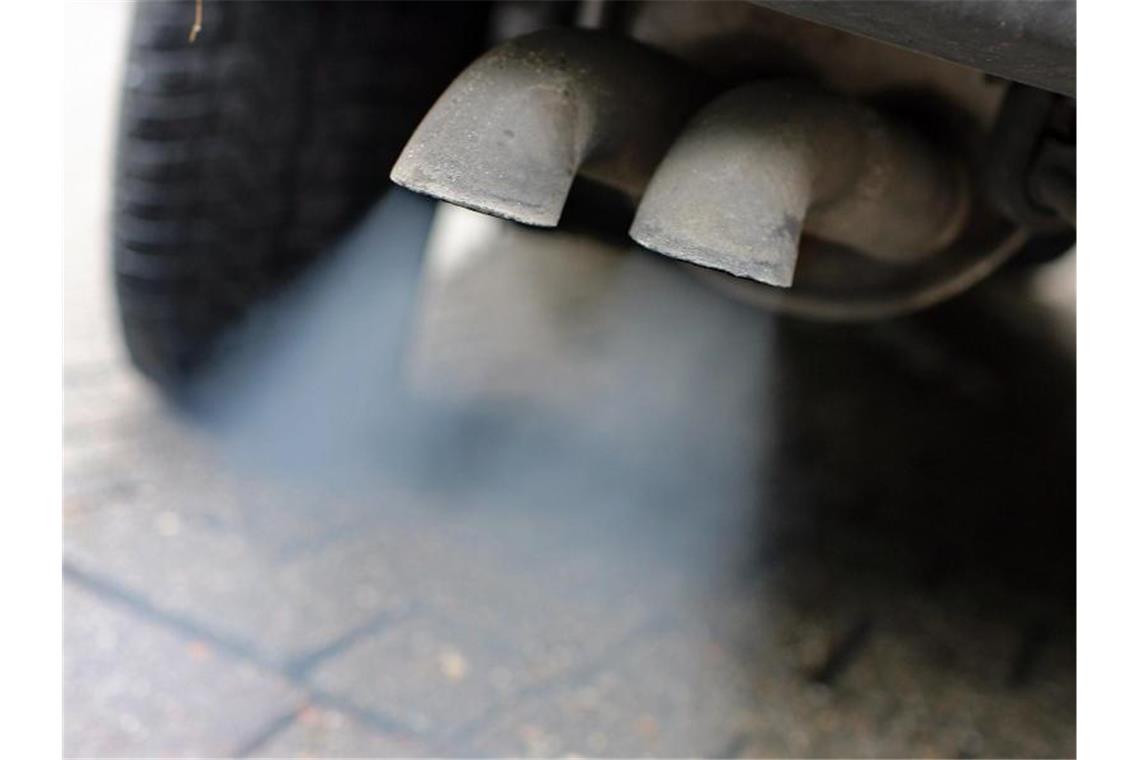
[630,81,970,287]
[390,29,705,228]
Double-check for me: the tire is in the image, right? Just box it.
[113,0,489,386]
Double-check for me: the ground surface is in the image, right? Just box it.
[65,3,1075,757]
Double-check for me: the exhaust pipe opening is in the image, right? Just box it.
[630,81,970,288]
[390,29,706,228]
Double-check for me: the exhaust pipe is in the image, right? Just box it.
[390,29,705,227]
[629,81,970,287]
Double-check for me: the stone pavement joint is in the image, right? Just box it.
[232,707,307,759]
[64,562,436,746]
[282,605,419,681]
[65,562,272,670]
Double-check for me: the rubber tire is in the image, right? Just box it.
[113,0,489,386]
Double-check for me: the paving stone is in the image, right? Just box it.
[254,706,431,758]
[300,510,770,746]
[65,497,415,665]
[309,614,529,736]
[307,562,653,741]
[65,581,303,758]
[466,625,762,757]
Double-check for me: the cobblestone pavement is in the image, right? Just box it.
[65,3,1075,757]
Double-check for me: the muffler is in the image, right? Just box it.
[629,81,970,287]
[390,29,705,227]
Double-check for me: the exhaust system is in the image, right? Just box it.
[392,29,978,297]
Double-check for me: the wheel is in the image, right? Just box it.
[113,0,489,386]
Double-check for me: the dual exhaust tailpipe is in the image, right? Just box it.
[391,29,969,289]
